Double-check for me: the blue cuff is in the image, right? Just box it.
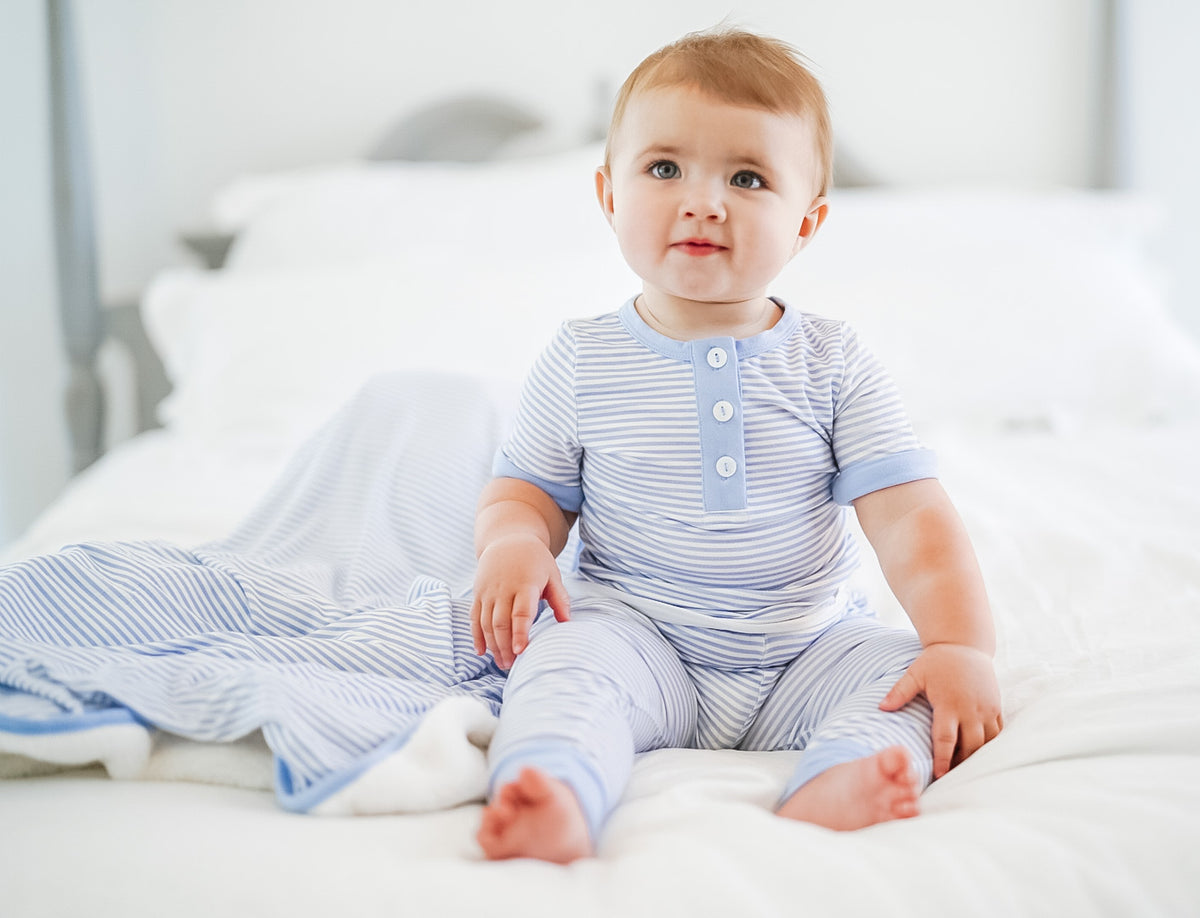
[491,452,584,514]
[831,449,938,506]
[778,738,878,804]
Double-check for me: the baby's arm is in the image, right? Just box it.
[472,477,576,669]
[853,478,1003,778]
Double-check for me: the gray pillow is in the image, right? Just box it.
[368,95,544,162]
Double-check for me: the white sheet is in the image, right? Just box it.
[3,400,1199,917]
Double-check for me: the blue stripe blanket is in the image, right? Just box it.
[0,374,523,814]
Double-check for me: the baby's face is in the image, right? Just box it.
[597,85,826,311]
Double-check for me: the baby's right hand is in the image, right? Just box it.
[471,534,571,670]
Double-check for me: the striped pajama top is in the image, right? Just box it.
[493,298,937,620]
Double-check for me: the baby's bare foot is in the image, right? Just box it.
[477,767,593,864]
[776,746,920,830]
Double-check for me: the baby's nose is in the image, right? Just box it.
[682,197,725,221]
[681,179,726,220]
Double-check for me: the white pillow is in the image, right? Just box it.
[142,252,640,437]
[775,188,1200,430]
[213,145,614,272]
[185,163,1200,434]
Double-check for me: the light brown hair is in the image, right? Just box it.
[605,27,834,195]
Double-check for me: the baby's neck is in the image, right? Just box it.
[635,293,782,341]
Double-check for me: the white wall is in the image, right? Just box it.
[0,0,71,547]
[8,0,1197,546]
[77,0,1102,303]
[1120,0,1200,341]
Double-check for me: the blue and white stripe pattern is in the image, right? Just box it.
[495,298,937,616]
[0,374,510,809]
[489,599,934,840]
[488,299,939,836]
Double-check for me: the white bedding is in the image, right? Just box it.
[3,147,1200,917]
[4,417,1199,917]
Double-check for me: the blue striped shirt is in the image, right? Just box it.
[494,298,936,615]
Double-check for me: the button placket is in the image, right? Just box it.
[691,337,747,512]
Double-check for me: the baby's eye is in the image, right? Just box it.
[731,171,765,189]
[649,161,680,180]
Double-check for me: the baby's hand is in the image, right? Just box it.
[879,642,1003,779]
[472,534,570,670]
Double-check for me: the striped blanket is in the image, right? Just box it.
[0,374,523,814]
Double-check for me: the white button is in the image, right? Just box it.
[713,400,734,422]
[715,456,738,478]
[706,347,728,369]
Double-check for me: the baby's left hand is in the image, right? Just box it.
[879,642,1003,779]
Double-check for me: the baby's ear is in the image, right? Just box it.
[595,167,616,227]
[794,197,829,253]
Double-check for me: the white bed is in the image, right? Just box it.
[4,140,1200,917]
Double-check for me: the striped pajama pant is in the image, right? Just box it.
[487,587,935,840]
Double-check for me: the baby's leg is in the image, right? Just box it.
[480,608,695,862]
[742,616,933,830]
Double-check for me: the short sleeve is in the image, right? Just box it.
[829,324,937,505]
[492,323,585,512]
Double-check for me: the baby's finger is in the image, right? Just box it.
[470,597,485,655]
[879,669,921,712]
[490,604,515,669]
[478,599,498,663]
[932,713,959,779]
[511,596,538,656]
[981,714,1003,747]
[955,720,986,766]
[543,571,572,624]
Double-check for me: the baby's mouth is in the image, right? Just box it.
[673,239,726,256]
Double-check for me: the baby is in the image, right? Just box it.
[471,27,1002,863]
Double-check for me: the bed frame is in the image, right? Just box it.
[46,0,1124,472]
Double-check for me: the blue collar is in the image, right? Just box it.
[617,296,800,362]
